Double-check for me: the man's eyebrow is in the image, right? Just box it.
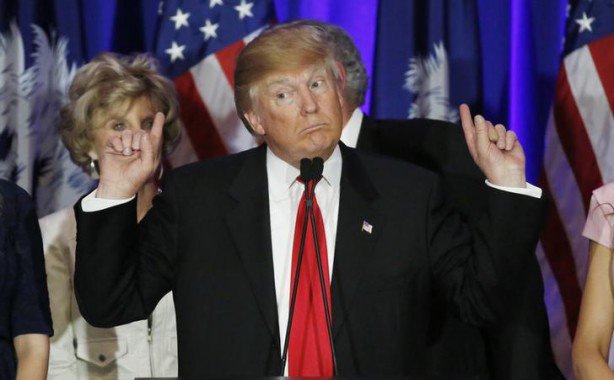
[265,78,292,87]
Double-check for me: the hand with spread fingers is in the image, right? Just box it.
[96,112,166,199]
[459,104,526,188]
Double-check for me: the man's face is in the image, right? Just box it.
[245,63,344,167]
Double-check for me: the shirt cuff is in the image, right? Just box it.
[81,189,135,212]
[485,180,542,199]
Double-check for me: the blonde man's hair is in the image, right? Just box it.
[59,53,181,168]
[234,22,342,132]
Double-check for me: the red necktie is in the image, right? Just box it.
[288,178,333,376]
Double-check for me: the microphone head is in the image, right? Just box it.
[312,157,323,181]
[300,158,313,182]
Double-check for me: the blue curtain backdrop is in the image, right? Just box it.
[45,0,568,183]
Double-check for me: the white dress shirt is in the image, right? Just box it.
[339,108,364,148]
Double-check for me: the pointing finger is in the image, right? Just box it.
[459,104,478,160]
[150,112,165,148]
[142,113,164,164]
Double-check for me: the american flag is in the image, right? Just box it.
[154,0,276,167]
[538,1,614,378]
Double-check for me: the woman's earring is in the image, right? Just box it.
[88,159,100,179]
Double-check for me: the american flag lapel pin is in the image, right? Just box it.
[361,220,373,234]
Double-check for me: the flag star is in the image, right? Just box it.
[210,0,223,8]
[165,41,186,62]
[170,8,190,30]
[199,19,219,40]
[575,12,595,33]
[234,0,254,19]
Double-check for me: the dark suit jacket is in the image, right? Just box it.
[74,144,545,379]
[357,116,562,380]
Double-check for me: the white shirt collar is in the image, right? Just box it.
[266,145,342,200]
[340,108,364,148]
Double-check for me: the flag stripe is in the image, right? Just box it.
[543,111,590,284]
[588,35,614,114]
[174,71,228,159]
[564,45,614,183]
[553,66,602,209]
[536,243,573,378]
[539,172,583,337]
[214,39,245,89]
[190,53,258,153]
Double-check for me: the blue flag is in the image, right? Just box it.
[0,0,159,216]
[370,0,481,122]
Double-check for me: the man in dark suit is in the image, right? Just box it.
[74,22,545,379]
[316,21,561,380]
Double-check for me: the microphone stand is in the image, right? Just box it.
[280,189,310,375]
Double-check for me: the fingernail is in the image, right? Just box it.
[123,147,132,155]
[475,115,484,123]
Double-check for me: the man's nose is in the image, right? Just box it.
[299,88,318,114]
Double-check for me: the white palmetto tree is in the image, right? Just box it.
[404,41,458,122]
[0,22,93,216]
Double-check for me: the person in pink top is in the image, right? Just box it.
[574,182,614,379]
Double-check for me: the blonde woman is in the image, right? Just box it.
[574,182,614,379]
[40,53,180,379]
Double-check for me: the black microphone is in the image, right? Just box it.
[280,157,337,376]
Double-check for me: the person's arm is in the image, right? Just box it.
[74,112,175,327]
[573,241,614,379]
[14,333,50,380]
[9,185,53,377]
[426,173,544,326]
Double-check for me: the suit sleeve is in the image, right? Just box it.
[426,177,545,326]
[74,175,180,328]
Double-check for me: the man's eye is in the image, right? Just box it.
[311,80,324,89]
[276,92,288,100]
[112,123,126,131]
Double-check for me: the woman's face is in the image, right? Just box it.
[89,96,162,160]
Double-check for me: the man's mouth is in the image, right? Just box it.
[301,123,326,134]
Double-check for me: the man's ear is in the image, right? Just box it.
[244,111,266,136]
[334,61,347,105]
[335,60,347,86]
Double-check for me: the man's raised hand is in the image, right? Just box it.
[459,104,526,188]
[96,112,165,199]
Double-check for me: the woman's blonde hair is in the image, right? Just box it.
[234,22,342,132]
[59,53,181,168]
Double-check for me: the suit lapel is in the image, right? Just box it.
[225,145,280,346]
[332,144,384,337]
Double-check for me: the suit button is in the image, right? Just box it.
[98,354,106,362]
